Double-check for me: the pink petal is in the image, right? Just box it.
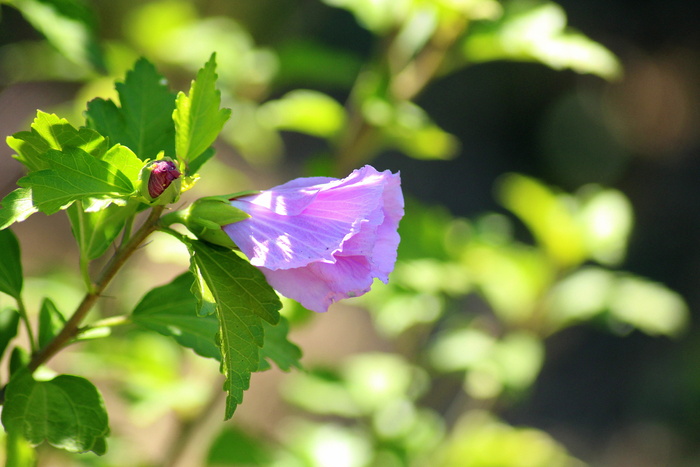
[260,255,374,313]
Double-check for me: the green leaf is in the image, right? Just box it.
[9,347,29,376]
[207,426,271,466]
[17,147,135,214]
[10,0,105,71]
[7,111,108,172]
[67,200,138,261]
[173,53,231,173]
[99,144,144,182]
[0,188,38,230]
[0,308,21,361]
[462,1,621,80]
[259,90,346,138]
[0,228,23,299]
[2,371,110,455]
[86,58,177,161]
[187,240,281,419]
[258,317,302,372]
[38,298,66,349]
[132,272,220,360]
[379,101,460,161]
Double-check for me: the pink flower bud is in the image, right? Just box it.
[147,160,181,199]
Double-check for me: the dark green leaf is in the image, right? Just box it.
[258,317,302,372]
[17,147,135,214]
[187,240,281,419]
[173,53,231,173]
[132,272,220,359]
[0,188,37,230]
[38,298,66,349]
[86,58,176,161]
[0,229,23,298]
[0,308,20,361]
[10,0,105,71]
[7,111,108,172]
[2,371,109,455]
[189,242,280,326]
[9,348,29,376]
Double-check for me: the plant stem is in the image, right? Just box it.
[335,18,467,173]
[27,206,165,372]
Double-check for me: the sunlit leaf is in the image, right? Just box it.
[173,53,231,174]
[17,147,135,214]
[2,371,109,455]
[86,58,177,161]
[463,1,621,80]
[10,0,105,71]
[364,100,460,160]
[497,173,586,268]
[100,144,144,183]
[321,0,413,33]
[0,188,37,230]
[7,111,108,172]
[187,240,281,418]
[259,90,346,138]
[609,276,688,337]
[579,187,633,265]
[437,411,584,467]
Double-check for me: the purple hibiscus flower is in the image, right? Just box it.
[222,165,404,313]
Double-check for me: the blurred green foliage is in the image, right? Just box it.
[0,0,690,466]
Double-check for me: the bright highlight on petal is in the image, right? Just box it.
[222,165,404,312]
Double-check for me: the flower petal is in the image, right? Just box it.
[261,255,374,313]
[224,167,389,270]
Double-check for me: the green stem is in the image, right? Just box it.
[15,298,36,354]
[160,209,188,228]
[77,314,132,335]
[27,206,165,373]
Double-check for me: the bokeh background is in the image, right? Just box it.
[1,0,700,465]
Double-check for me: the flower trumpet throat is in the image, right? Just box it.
[222,165,404,313]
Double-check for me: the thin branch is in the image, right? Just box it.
[27,206,165,372]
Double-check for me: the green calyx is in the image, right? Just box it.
[181,195,252,248]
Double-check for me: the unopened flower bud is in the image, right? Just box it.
[139,158,182,205]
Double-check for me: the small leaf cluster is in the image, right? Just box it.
[0,55,301,459]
